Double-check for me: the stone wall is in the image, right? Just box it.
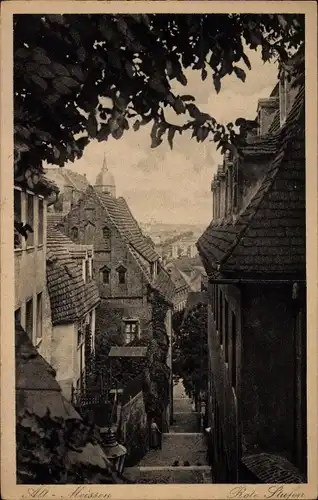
[119,391,149,466]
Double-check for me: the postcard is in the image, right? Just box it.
[1,1,317,499]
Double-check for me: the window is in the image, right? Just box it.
[84,221,95,244]
[77,320,85,346]
[14,189,22,249]
[26,299,33,340]
[231,161,239,213]
[15,308,21,324]
[224,299,229,363]
[224,171,229,218]
[26,193,34,246]
[124,320,139,344]
[215,288,219,330]
[89,257,93,279]
[85,259,90,283]
[228,166,233,215]
[103,226,111,240]
[100,266,110,284]
[214,286,218,327]
[231,311,237,389]
[38,198,44,245]
[36,293,43,343]
[117,265,127,284]
[211,285,215,315]
[71,226,79,241]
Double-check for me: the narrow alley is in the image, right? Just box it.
[124,380,212,483]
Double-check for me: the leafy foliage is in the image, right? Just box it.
[16,408,117,484]
[14,14,304,178]
[173,302,208,400]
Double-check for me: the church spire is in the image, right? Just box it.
[94,152,116,197]
[102,153,107,171]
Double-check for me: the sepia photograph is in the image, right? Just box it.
[1,1,317,498]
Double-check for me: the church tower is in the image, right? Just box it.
[94,154,116,197]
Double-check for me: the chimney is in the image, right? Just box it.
[257,97,279,135]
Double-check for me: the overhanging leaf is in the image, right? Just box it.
[168,127,176,150]
[213,74,221,93]
[241,52,251,70]
[31,74,48,90]
[87,113,98,138]
[233,66,246,82]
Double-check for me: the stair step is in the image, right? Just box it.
[126,466,211,471]
[124,466,212,484]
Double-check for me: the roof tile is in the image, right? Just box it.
[96,192,159,263]
[46,223,100,325]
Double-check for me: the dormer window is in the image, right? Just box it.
[83,258,90,283]
[117,265,127,284]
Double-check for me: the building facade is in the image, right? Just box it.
[44,165,89,214]
[46,223,100,401]
[197,73,306,483]
[14,176,59,363]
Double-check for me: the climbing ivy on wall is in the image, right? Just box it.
[174,302,208,401]
[142,290,171,425]
[91,290,171,428]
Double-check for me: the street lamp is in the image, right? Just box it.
[100,427,127,475]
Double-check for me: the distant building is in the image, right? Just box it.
[46,223,100,401]
[197,74,306,483]
[165,263,191,312]
[167,235,198,260]
[43,165,89,214]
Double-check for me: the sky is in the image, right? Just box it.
[64,47,278,226]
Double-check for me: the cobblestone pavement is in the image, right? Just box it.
[124,380,212,483]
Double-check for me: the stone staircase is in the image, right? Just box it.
[124,381,212,483]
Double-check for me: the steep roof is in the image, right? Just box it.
[46,223,100,325]
[153,267,176,304]
[95,191,159,263]
[16,322,80,420]
[62,168,90,191]
[165,263,190,291]
[197,84,305,278]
